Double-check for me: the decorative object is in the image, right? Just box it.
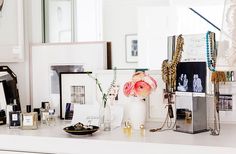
[88,68,119,131]
[123,71,157,129]
[126,34,138,63]
[59,72,96,119]
[63,122,99,136]
[161,35,184,91]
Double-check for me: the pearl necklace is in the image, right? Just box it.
[206,31,216,72]
[161,35,184,90]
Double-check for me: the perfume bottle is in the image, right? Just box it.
[40,102,50,124]
[0,110,6,125]
[9,105,21,128]
[46,109,56,126]
[21,105,38,130]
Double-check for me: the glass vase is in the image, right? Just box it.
[103,104,111,131]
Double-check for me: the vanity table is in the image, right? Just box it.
[0,121,236,154]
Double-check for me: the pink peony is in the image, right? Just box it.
[143,75,157,90]
[123,81,134,96]
[132,71,145,82]
[134,81,151,99]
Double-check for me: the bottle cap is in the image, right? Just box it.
[49,109,55,115]
[0,110,6,117]
[41,102,46,109]
[26,105,31,113]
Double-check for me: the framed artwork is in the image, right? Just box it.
[146,70,166,122]
[219,94,233,111]
[59,72,96,119]
[125,34,138,63]
[30,42,108,115]
[176,62,206,93]
[0,0,24,62]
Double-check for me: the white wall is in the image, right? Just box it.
[103,0,169,69]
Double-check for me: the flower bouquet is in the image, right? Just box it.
[123,71,157,99]
[123,71,157,129]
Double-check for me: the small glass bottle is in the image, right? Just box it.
[9,105,21,128]
[46,109,56,126]
[21,105,38,130]
[40,102,49,124]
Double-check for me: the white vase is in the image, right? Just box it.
[129,97,146,130]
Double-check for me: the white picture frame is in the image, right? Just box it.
[59,72,97,119]
[126,34,138,63]
[30,42,108,115]
[0,0,24,62]
[146,70,167,122]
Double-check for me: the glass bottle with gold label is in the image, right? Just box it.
[21,105,38,130]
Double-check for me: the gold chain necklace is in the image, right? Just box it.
[161,35,184,90]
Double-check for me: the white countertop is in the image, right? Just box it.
[0,120,236,154]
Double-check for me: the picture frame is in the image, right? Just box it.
[125,34,138,63]
[0,0,24,62]
[146,70,166,122]
[176,62,206,93]
[30,42,108,115]
[59,72,97,119]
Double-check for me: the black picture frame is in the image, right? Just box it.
[176,62,206,93]
[59,72,95,119]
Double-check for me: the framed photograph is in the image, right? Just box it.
[219,94,233,111]
[125,34,138,63]
[59,72,96,119]
[176,62,206,93]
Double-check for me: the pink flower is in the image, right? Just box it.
[143,75,157,90]
[132,71,145,82]
[134,81,151,99]
[123,81,134,96]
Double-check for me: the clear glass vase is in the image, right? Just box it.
[103,104,111,131]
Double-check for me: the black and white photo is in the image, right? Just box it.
[70,85,85,104]
[176,62,206,93]
[59,72,96,119]
[126,34,138,62]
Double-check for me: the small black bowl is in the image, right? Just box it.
[63,123,99,135]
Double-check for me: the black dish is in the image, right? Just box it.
[63,123,99,135]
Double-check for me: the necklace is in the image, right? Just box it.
[161,35,184,90]
[206,31,216,72]
[206,31,226,83]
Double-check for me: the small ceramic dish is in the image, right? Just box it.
[63,122,99,135]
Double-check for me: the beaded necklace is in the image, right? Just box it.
[161,35,184,90]
[206,31,226,83]
[206,31,216,72]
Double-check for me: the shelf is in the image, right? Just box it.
[0,120,236,154]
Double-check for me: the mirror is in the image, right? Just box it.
[42,0,224,69]
[0,66,21,111]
